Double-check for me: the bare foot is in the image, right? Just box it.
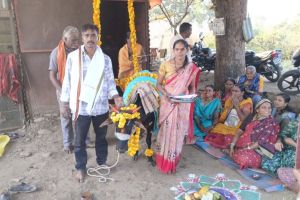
[75,170,85,183]
[221,149,230,154]
[64,146,73,154]
[184,136,199,145]
[86,142,95,148]
[81,191,93,200]
[293,169,300,196]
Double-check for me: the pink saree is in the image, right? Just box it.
[156,63,200,174]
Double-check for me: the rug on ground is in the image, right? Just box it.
[194,141,284,192]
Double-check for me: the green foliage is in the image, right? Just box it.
[149,0,212,33]
[203,32,216,49]
[188,1,214,24]
[246,17,300,61]
[149,0,193,24]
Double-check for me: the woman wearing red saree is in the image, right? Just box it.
[229,99,280,169]
[156,39,201,174]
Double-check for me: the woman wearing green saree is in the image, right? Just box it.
[194,85,221,140]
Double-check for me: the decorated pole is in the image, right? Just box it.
[127,0,139,73]
[93,0,102,46]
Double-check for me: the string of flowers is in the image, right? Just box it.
[144,148,154,157]
[93,0,102,46]
[127,127,140,157]
[109,104,155,158]
[127,0,139,73]
[110,104,140,129]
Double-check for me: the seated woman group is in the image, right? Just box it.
[205,84,253,149]
[194,81,298,175]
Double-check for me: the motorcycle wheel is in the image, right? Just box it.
[263,63,281,82]
[277,69,300,95]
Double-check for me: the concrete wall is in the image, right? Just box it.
[0,4,13,53]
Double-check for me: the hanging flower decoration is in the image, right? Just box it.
[93,0,102,46]
[127,0,139,73]
[144,148,154,157]
[110,104,141,129]
[109,104,155,158]
[127,127,140,157]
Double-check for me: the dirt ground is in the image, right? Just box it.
[0,73,298,200]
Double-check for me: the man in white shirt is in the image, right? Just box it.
[169,22,192,61]
[60,23,123,182]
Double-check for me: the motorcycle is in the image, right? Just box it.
[191,33,216,72]
[245,50,282,82]
[192,33,282,82]
[277,50,300,95]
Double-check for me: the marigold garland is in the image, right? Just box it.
[93,0,102,46]
[110,104,140,129]
[127,0,139,73]
[144,148,154,157]
[127,127,141,157]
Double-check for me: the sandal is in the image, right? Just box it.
[9,182,37,194]
[0,192,11,200]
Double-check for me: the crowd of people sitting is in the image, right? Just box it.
[190,73,299,190]
[194,77,297,167]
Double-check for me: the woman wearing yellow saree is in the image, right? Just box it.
[205,85,253,149]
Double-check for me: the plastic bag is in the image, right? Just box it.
[243,16,254,43]
[0,135,10,157]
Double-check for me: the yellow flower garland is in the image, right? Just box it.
[93,0,102,46]
[127,0,139,73]
[127,127,140,157]
[109,104,154,158]
[144,148,154,157]
[110,104,141,129]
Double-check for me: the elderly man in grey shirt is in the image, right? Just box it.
[49,26,79,153]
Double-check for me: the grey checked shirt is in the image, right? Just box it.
[61,47,118,116]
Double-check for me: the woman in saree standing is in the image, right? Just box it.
[205,85,253,149]
[156,39,201,174]
[193,85,222,141]
[229,99,280,169]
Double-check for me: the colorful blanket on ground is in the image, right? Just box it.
[171,174,261,200]
[194,140,226,159]
[194,141,284,192]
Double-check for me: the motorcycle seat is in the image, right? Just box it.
[255,51,272,60]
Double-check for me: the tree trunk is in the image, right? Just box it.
[214,0,247,89]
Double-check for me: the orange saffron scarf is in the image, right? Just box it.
[57,40,66,84]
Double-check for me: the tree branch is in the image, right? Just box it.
[159,4,174,27]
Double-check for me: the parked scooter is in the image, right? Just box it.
[277,49,300,95]
[245,50,282,82]
[191,33,216,72]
